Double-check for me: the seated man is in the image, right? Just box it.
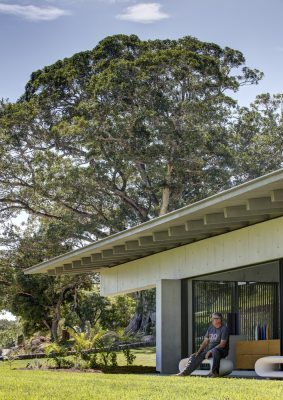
[177,312,229,378]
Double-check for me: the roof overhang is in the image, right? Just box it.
[25,168,283,276]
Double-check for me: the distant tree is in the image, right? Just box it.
[0,224,95,341]
[63,289,136,331]
[0,319,18,348]
[230,93,283,182]
[101,294,136,331]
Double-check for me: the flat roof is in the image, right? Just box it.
[25,168,283,276]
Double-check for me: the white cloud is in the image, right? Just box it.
[103,0,132,3]
[100,0,135,2]
[117,2,169,23]
[0,2,70,21]
[45,0,132,3]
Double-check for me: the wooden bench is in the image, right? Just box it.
[236,340,280,370]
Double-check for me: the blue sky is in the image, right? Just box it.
[1,0,283,105]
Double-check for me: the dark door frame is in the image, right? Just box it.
[181,279,188,358]
[279,259,283,359]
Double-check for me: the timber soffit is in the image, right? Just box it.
[24,168,283,276]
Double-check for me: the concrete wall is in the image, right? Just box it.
[156,280,182,373]
[101,217,283,296]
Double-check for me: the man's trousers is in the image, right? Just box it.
[180,348,229,376]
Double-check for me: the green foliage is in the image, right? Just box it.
[0,319,17,348]
[110,352,118,367]
[103,296,136,330]
[68,328,92,349]
[67,328,119,368]
[67,328,98,367]
[122,348,136,366]
[89,331,118,368]
[0,226,135,341]
[0,34,263,242]
[44,342,74,369]
[2,346,22,369]
[231,93,283,183]
[44,342,66,357]
[87,353,99,369]
[0,225,95,340]
[64,289,136,332]
[25,358,43,370]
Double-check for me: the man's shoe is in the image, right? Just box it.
[175,371,188,377]
[207,372,219,378]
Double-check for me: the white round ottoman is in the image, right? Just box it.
[255,356,283,378]
[179,357,233,376]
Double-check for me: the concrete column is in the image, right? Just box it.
[187,279,193,355]
[181,279,193,357]
[156,279,181,374]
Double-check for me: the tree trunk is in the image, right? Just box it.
[159,163,173,216]
[159,186,170,216]
[51,318,60,342]
[42,319,52,338]
[51,283,77,341]
[124,311,143,334]
[124,290,156,335]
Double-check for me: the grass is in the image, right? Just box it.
[0,347,283,400]
[118,346,156,366]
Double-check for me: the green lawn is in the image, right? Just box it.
[117,346,156,366]
[0,348,283,400]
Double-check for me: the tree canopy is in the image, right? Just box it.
[231,93,283,182]
[0,224,94,340]
[0,34,263,241]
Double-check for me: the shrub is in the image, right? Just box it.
[44,343,73,369]
[122,348,136,366]
[87,354,99,369]
[68,328,119,368]
[110,352,118,367]
[4,350,18,370]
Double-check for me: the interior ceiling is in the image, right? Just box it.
[24,169,283,276]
